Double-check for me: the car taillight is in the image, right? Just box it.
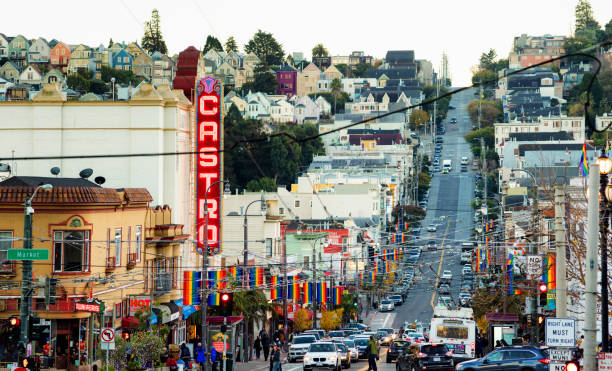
[470,342,475,351]
[417,352,427,358]
[538,359,550,364]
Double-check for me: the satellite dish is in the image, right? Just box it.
[79,168,93,179]
[50,167,61,176]
[94,176,106,185]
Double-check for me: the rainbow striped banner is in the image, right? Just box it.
[371,271,376,282]
[183,271,201,305]
[249,267,264,288]
[227,266,243,281]
[393,249,398,261]
[332,287,344,305]
[302,282,313,303]
[401,233,405,243]
[317,282,327,303]
[270,276,281,300]
[207,270,227,306]
[288,276,300,300]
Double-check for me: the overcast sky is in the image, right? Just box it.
[3,0,611,85]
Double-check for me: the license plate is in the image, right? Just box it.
[316,363,323,366]
[433,357,441,362]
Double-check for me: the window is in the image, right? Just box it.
[0,231,13,262]
[484,351,503,362]
[266,238,273,257]
[295,200,300,208]
[135,226,142,262]
[53,230,90,272]
[279,207,284,215]
[114,228,122,266]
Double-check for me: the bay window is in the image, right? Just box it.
[53,231,90,272]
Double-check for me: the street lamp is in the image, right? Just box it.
[242,192,266,363]
[201,180,229,370]
[20,184,53,347]
[597,151,612,352]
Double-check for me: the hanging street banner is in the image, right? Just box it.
[195,76,224,256]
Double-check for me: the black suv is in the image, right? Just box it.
[397,343,454,371]
[386,340,409,363]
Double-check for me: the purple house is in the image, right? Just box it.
[276,64,297,97]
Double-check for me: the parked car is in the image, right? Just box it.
[441,270,452,280]
[303,342,341,371]
[379,299,395,312]
[455,346,550,371]
[397,343,454,371]
[288,335,317,362]
[386,340,410,363]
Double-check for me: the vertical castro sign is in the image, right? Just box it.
[195,76,223,255]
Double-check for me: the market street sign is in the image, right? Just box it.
[7,249,49,261]
[545,318,576,347]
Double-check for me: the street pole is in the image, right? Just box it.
[554,186,567,317]
[584,164,599,371]
[600,166,610,352]
[312,243,317,328]
[282,234,288,352]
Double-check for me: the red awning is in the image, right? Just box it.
[121,316,140,329]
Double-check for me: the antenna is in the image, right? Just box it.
[79,168,93,179]
[50,167,60,176]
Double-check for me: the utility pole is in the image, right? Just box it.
[583,165,599,371]
[554,186,567,317]
[354,252,359,321]
[282,234,288,351]
[478,84,483,129]
[312,245,317,328]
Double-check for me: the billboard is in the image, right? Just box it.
[195,76,223,255]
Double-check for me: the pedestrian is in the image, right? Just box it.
[262,332,270,361]
[495,340,502,348]
[272,345,281,371]
[608,334,612,350]
[367,336,378,371]
[475,334,483,358]
[500,339,509,346]
[195,342,205,371]
[180,343,192,365]
[211,347,218,371]
[254,336,262,360]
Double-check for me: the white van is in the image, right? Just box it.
[442,159,452,173]
[461,156,469,165]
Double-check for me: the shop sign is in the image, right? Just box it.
[75,298,104,313]
[129,296,151,316]
[195,76,223,256]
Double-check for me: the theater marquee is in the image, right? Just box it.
[195,77,223,255]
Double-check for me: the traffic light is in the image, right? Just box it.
[353,296,358,307]
[219,292,233,317]
[565,361,579,371]
[8,316,20,343]
[538,283,547,306]
[9,316,20,327]
[537,315,544,325]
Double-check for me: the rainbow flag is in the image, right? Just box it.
[332,287,344,305]
[303,282,313,303]
[401,233,405,243]
[579,140,589,176]
[208,292,220,305]
[287,276,300,300]
[385,261,390,273]
[183,271,201,305]
[394,249,398,261]
[209,270,227,289]
[371,271,376,282]
[391,234,396,243]
[249,267,264,288]
[475,248,480,272]
[317,282,327,303]
[270,276,279,300]
[486,248,490,266]
[404,222,409,231]
[359,273,364,281]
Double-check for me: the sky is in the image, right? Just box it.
[2,0,611,86]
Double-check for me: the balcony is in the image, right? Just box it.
[0,261,16,275]
[153,272,171,295]
[127,253,137,269]
[105,256,116,272]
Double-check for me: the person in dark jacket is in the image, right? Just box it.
[254,336,262,359]
[180,343,192,365]
[261,332,270,361]
[272,345,281,371]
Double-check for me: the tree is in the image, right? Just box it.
[225,36,238,52]
[466,100,503,127]
[312,43,329,58]
[320,309,343,332]
[108,38,114,48]
[330,78,343,114]
[244,30,285,67]
[352,63,370,78]
[294,308,312,332]
[233,290,274,355]
[246,177,277,192]
[409,109,429,130]
[392,204,426,224]
[129,329,166,369]
[89,79,106,95]
[66,74,90,92]
[479,49,497,70]
[203,35,223,54]
[471,69,496,87]
[575,0,600,33]
[141,9,168,54]
[246,63,278,94]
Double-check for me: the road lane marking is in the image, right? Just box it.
[430,220,451,309]
[382,312,392,328]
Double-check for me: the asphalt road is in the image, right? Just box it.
[369,88,477,332]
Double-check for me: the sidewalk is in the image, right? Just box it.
[233,352,288,371]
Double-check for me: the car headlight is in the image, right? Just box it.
[328,356,337,362]
[304,356,311,362]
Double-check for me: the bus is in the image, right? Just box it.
[442,159,452,173]
[430,307,476,361]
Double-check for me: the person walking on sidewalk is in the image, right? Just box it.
[271,345,281,371]
[367,336,378,371]
[254,336,262,360]
[261,332,270,361]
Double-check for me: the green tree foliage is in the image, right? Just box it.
[308,92,351,114]
[241,63,278,94]
[352,63,370,78]
[233,290,274,330]
[108,38,114,48]
[392,204,426,224]
[312,43,329,58]
[422,85,451,122]
[339,292,358,323]
[465,126,495,149]
[466,100,503,127]
[89,79,106,95]
[479,49,497,70]
[575,0,600,33]
[225,36,238,52]
[203,35,223,54]
[471,69,496,87]
[67,74,90,92]
[330,78,343,113]
[246,177,277,192]
[101,65,137,85]
[409,109,429,130]
[141,9,168,54]
[244,30,285,67]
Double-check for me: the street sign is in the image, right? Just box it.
[527,255,542,277]
[7,249,49,261]
[101,328,115,343]
[545,318,576,347]
[549,363,566,371]
[599,353,612,370]
[549,349,573,362]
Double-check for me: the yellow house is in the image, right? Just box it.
[323,65,343,81]
[0,176,188,368]
[125,42,144,58]
[297,63,321,97]
[67,44,91,75]
[133,52,153,78]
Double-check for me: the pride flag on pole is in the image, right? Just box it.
[579,140,589,176]
[183,271,201,305]
[332,287,344,305]
[270,276,280,300]
[303,282,313,303]
[317,282,328,303]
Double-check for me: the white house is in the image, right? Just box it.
[293,95,320,124]
[245,91,272,121]
[0,33,10,59]
[27,37,51,64]
[315,96,331,115]
[270,99,294,123]
[0,77,14,101]
[18,65,43,85]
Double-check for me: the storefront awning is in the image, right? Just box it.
[153,302,180,324]
[174,299,197,319]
